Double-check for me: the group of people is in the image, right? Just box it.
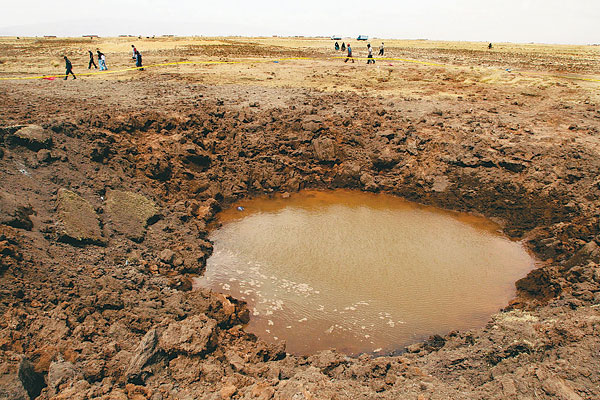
[63,44,143,80]
[335,41,384,64]
[336,41,384,64]
[132,44,143,70]
[87,50,107,70]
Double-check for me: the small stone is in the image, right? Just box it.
[220,384,237,399]
[360,173,378,192]
[312,137,338,162]
[0,191,34,230]
[250,382,275,400]
[36,149,52,163]
[159,249,175,264]
[431,175,450,192]
[406,343,423,353]
[159,314,217,355]
[47,360,81,395]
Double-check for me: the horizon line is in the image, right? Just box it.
[0,35,598,47]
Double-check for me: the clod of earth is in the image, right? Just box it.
[56,189,103,245]
[158,314,218,356]
[0,191,34,231]
[105,190,159,242]
[8,125,53,151]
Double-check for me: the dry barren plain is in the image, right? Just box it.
[1,36,600,399]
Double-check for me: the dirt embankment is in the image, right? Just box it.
[1,48,600,398]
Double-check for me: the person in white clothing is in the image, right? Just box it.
[97,50,107,70]
[367,43,375,64]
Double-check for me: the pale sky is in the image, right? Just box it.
[1,0,598,45]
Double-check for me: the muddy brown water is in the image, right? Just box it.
[194,190,535,355]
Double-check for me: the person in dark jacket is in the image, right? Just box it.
[135,50,144,71]
[341,42,346,52]
[64,56,76,80]
[88,50,97,69]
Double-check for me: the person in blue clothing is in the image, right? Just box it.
[135,50,144,71]
[344,43,354,63]
[97,50,107,70]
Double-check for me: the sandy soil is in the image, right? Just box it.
[1,37,600,399]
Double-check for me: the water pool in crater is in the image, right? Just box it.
[194,190,535,355]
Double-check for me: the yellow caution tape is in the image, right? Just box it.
[0,57,313,81]
[0,55,598,83]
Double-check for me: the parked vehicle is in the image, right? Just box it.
[357,35,368,41]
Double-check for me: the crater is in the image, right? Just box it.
[195,190,536,355]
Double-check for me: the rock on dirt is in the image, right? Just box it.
[125,329,159,384]
[105,190,159,242]
[47,360,82,396]
[0,225,22,273]
[158,314,217,356]
[8,125,53,151]
[159,249,175,264]
[312,137,338,162]
[56,189,103,244]
[0,191,34,230]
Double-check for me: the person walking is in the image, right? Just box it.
[341,42,346,52]
[334,41,340,51]
[63,56,76,80]
[378,42,384,56]
[344,43,354,63]
[97,50,107,70]
[88,50,97,69]
[135,50,144,71]
[367,43,375,64]
[131,44,137,60]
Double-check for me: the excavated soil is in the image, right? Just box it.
[1,37,600,399]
